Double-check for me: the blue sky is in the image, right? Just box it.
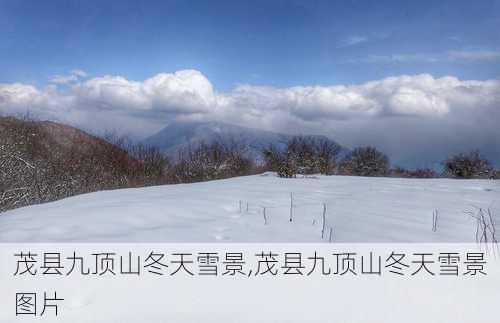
[1,0,500,166]
[1,0,499,90]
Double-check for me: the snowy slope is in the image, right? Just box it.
[0,174,498,242]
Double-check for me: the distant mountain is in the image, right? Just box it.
[142,120,349,160]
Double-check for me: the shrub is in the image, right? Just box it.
[1,116,264,213]
[339,146,389,177]
[0,116,141,212]
[263,144,298,178]
[443,150,494,179]
[390,167,439,178]
[315,138,341,175]
[129,144,171,185]
[262,136,340,177]
[286,136,317,174]
[171,140,255,183]
[262,144,282,172]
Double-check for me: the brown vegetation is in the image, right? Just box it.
[443,150,495,179]
[0,117,256,212]
[0,116,142,212]
[262,136,340,178]
[1,116,498,213]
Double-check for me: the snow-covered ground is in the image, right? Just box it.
[1,175,499,323]
[2,243,499,323]
[0,173,498,242]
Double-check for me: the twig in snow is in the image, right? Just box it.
[321,203,327,239]
[432,209,438,232]
[466,207,499,257]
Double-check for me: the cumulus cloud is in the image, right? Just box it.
[219,74,498,121]
[1,70,499,166]
[73,70,216,114]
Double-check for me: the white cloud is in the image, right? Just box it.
[338,35,368,48]
[448,50,500,61]
[448,36,462,42]
[2,71,498,126]
[1,71,499,165]
[349,54,440,64]
[219,73,499,122]
[49,74,79,85]
[347,50,500,64]
[49,69,88,85]
[73,70,216,114]
[71,69,88,78]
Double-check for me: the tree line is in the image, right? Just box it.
[262,136,498,180]
[1,116,498,213]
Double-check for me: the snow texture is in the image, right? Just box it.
[0,174,498,243]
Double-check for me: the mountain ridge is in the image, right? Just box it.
[142,120,349,160]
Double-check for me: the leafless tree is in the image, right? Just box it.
[444,150,494,179]
[171,139,254,183]
[1,116,141,213]
[315,138,341,175]
[339,146,389,177]
[391,167,439,178]
[262,136,340,177]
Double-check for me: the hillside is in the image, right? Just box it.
[0,116,139,212]
[0,173,498,242]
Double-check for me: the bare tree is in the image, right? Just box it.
[1,116,142,213]
[315,138,341,175]
[171,139,255,183]
[444,150,494,179]
[339,146,389,177]
[391,167,439,178]
[286,136,317,175]
[262,136,340,177]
